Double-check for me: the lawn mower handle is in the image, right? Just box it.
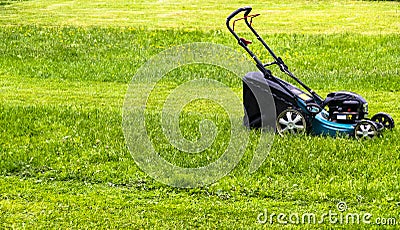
[226,6,253,43]
[226,6,252,22]
[226,7,271,77]
[226,7,324,105]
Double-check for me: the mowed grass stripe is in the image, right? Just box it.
[1,26,399,91]
[0,0,399,34]
[0,75,126,109]
[1,73,398,120]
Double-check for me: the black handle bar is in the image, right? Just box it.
[226,7,324,105]
[226,6,252,22]
[226,6,274,79]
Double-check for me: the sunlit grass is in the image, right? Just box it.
[0,0,399,34]
[1,0,400,228]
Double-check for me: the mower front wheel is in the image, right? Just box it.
[370,112,395,130]
[276,109,307,136]
[354,120,378,139]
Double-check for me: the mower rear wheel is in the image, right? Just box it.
[354,120,378,139]
[370,112,395,130]
[276,109,307,136]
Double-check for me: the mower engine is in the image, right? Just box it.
[323,91,368,123]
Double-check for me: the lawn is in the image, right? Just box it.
[1,0,400,228]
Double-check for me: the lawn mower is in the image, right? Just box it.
[226,6,395,139]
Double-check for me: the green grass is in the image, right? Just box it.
[1,0,399,34]
[1,0,400,228]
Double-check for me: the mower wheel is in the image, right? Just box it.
[370,112,395,130]
[354,120,378,139]
[276,109,307,136]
